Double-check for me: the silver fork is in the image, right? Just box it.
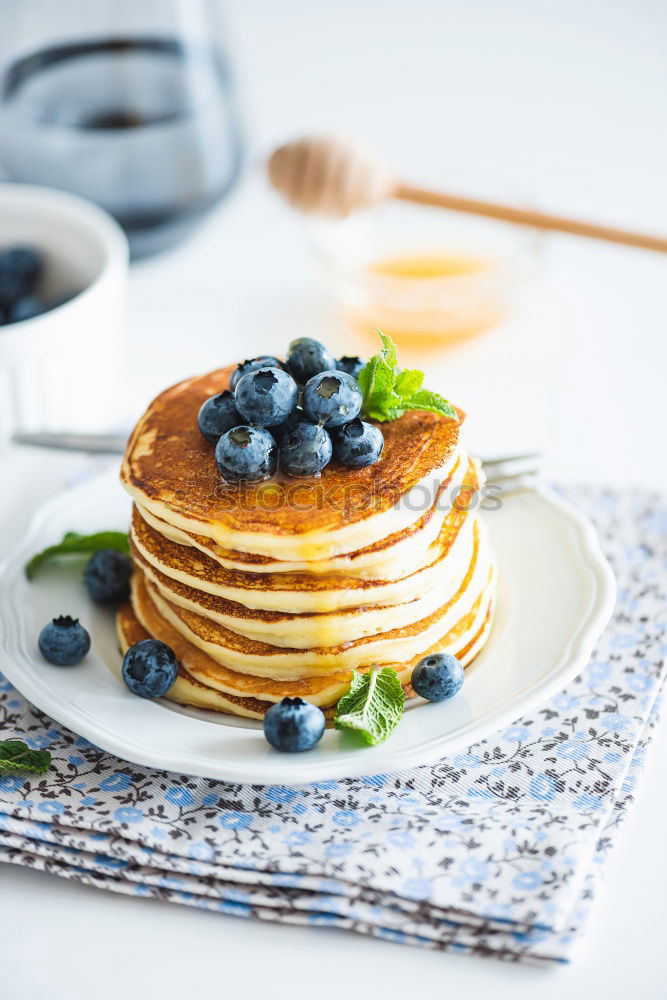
[479,451,542,494]
[12,431,542,492]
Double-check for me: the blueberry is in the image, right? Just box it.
[271,405,306,442]
[122,638,179,698]
[215,425,278,482]
[286,337,336,384]
[0,270,25,310]
[0,247,43,308]
[7,295,45,323]
[263,697,326,752]
[302,370,362,428]
[234,367,299,427]
[198,390,242,443]
[84,549,132,604]
[411,652,464,702]
[230,355,283,391]
[38,615,90,666]
[279,420,332,477]
[331,418,384,469]
[336,356,364,379]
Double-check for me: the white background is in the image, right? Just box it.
[2,1,667,997]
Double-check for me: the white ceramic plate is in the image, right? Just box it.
[0,468,615,784]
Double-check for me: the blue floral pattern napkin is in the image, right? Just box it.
[0,487,665,964]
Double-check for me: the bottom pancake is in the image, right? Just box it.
[116,568,496,719]
[116,603,274,720]
[131,570,353,707]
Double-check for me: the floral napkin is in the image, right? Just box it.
[0,487,665,964]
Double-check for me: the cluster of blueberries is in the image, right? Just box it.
[0,246,73,326]
[197,337,385,481]
[37,549,176,701]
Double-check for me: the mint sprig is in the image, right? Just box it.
[25,530,130,581]
[358,330,458,423]
[334,666,405,745]
[0,739,52,775]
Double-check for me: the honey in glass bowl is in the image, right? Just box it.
[310,172,540,351]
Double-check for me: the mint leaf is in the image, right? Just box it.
[377,330,398,368]
[401,388,458,420]
[358,330,458,424]
[334,666,405,745]
[394,368,424,399]
[0,740,52,775]
[26,530,130,581]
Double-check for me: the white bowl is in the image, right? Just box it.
[0,184,128,441]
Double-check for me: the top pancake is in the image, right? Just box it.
[121,366,462,556]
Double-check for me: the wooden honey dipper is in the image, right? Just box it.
[268,135,667,253]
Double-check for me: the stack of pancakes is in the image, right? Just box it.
[117,366,495,719]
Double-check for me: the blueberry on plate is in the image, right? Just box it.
[122,639,179,698]
[215,425,278,482]
[234,366,299,427]
[279,420,332,477]
[38,615,90,666]
[332,418,384,468]
[336,355,364,379]
[197,390,242,443]
[230,355,283,391]
[286,337,336,384]
[411,652,464,702]
[84,549,132,604]
[263,697,326,752]
[302,370,362,428]
[7,295,45,324]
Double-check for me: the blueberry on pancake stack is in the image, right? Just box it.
[117,336,496,720]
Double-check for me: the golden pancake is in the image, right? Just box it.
[129,468,479,614]
[131,528,473,649]
[121,365,464,559]
[137,522,492,679]
[129,572,353,706]
[117,587,493,720]
[135,453,472,579]
[116,602,274,720]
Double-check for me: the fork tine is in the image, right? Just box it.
[480,450,542,469]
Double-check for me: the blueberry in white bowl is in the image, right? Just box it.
[234,367,299,427]
[279,420,332,477]
[263,697,326,752]
[122,639,179,698]
[230,355,284,390]
[198,390,242,443]
[332,418,384,468]
[411,652,465,702]
[0,246,43,310]
[286,337,336,384]
[84,549,132,604]
[302,370,362,428]
[215,425,278,482]
[38,615,90,666]
[7,295,45,324]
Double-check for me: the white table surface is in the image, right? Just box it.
[2,1,667,996]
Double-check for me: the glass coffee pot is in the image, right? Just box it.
[0,0,243,257]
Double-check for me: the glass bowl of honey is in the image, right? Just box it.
[310,168,541,351]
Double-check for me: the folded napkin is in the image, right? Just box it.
[1,487,665,964]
